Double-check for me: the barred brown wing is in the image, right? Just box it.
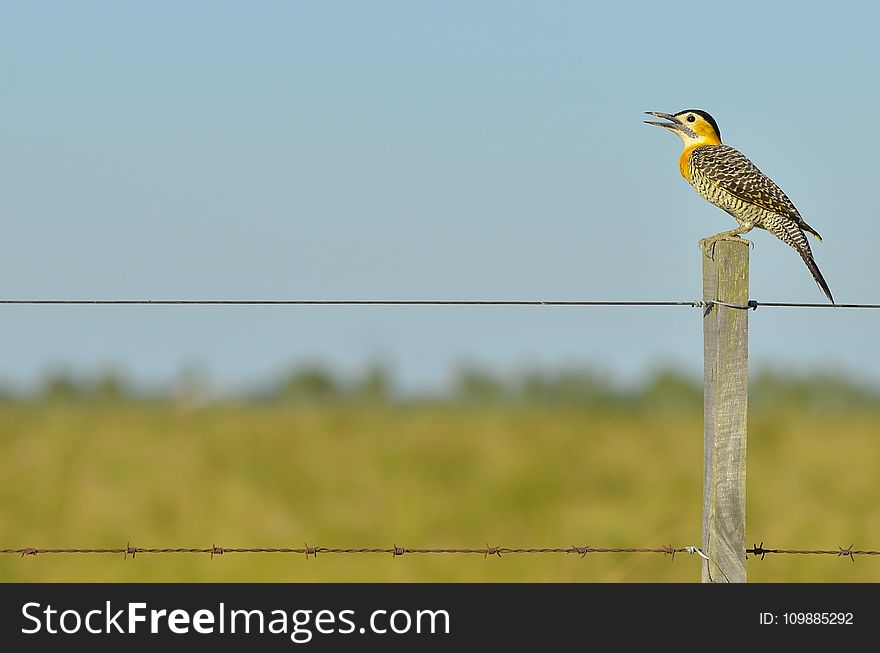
[690,145,803,222]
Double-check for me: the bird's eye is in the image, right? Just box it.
[686,114,696,123]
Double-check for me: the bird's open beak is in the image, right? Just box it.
[644,111,684,133]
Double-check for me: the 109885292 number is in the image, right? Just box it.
[783,613,853,625]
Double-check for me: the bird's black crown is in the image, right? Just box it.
[678,109,721,140]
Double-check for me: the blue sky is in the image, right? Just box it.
[1,2,879,393]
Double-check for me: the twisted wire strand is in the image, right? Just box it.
[2,543,877,560]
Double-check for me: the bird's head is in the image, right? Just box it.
[644,109,722,146]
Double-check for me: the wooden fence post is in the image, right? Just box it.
[701,239,750,583]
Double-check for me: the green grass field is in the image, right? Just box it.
[1,403,878,582]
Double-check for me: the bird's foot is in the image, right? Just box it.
[698,233,753,259]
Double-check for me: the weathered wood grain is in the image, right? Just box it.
[702,239,750,583]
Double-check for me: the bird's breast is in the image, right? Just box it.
[679,146,697,181]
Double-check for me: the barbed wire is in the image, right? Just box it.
[0,544,697,559]
[746,543,880,561]
[2,543,877,560]
[0,298,877,309]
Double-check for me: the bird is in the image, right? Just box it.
[645,109,834,304]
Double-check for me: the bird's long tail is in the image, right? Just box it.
[797,246,834,304]
[766,216,835,304]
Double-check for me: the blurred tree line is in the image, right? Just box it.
[0,364,877,412]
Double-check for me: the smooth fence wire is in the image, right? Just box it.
[0,299,715,307]
[0,298,878,308]
[2,544,879,561]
